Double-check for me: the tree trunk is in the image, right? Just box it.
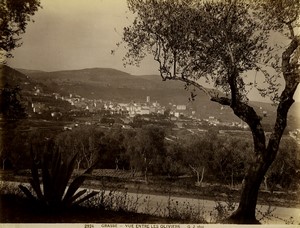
[130,166,135,177]
[199,166,205,186]
[264,175,268,192]
[226,35,299,224]
[189,165,204,187]
[231,167,234,189]
[196,170,200,185]
[226,159,268,224]
[115,158,119,170]
[76,160,80,170]
[144,166,148,183]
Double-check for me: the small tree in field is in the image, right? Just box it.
[184,134,215,187]
[121,0,299,223]
[130,125,166,182]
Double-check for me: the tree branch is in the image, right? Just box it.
[282,36,300,81]
[211,96,266,156]
[287,22,295,39]
[211,96,231,106]
[267,36,300,162]
[172,77,213,98]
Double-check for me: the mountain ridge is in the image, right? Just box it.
[6,66,300,128]
[16,66,300,103]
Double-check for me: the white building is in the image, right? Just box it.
[177,105,187,110]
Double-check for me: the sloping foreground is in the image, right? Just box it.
[0,194,178,223]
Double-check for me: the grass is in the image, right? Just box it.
[0,181,202,223]
[1,170,299,224]
[0,181,298,224]
[0,194,178,223]
[4,169,300,208]
[0,179,209,223]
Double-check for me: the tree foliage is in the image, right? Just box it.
[54,126,104,169]
[132,125,166,180]
[123,0,280,101]
[266,138,300,190]
[121,0,300,223]
[98,129,127,169]
[3,124,299,193]
[0,0,41,60]
[0,85,27,120]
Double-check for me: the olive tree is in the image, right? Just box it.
[121,0,299,223]
[0,85,27,120]
[265,137,300,191]
[54,126,104,169]
[184,134,215,187]
[0,0,41,61]
[130,125,166,182]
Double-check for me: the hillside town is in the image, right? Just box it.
[25,84,254,130]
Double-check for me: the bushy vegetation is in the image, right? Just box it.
[2,124,299,191]
[19,149,98,209]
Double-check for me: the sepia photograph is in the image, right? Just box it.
[0,0,300,225]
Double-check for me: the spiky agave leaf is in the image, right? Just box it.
[20,146,44,201]
[29,146,43,198]
[73,191,99,206]
[65,189,87,206]
[50,149,64,201]
[84,162,97,175]
[51,150,70,202]
[28,178,44,201]
[50,148,62,181]
[56,153,78,202]
[51,148,60,168]
[55,160,70,202]
[21,149,98,208]
[41,153,55,205]
[29,162,44,201]
[62,161,96,204]
[19,185,36,201]
[62,175,86,203]
[65,153,78,182]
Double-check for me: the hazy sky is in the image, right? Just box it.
[6,0,300,102]
[8,0,158,75]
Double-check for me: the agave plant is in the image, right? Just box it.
[19,149,98,209]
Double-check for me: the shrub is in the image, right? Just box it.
[19,149,98,209]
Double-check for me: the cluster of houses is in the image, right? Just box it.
[103,97,166,117]
[55,93,196,118]
[203,116,249,129]
[27,88,255,131]
[29,86,196,119]
[30,89,250,127]
[60,94,167,116]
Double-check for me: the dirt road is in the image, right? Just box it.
[2,180,299,224]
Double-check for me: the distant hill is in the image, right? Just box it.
[1,65,74,115]
[1,65,32,90]
[16,68,46,75]
[20,67,205,102]
[1,65,60,96]
[12,67,300,129]
[26,68,185,90]
[1,65,39,116]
